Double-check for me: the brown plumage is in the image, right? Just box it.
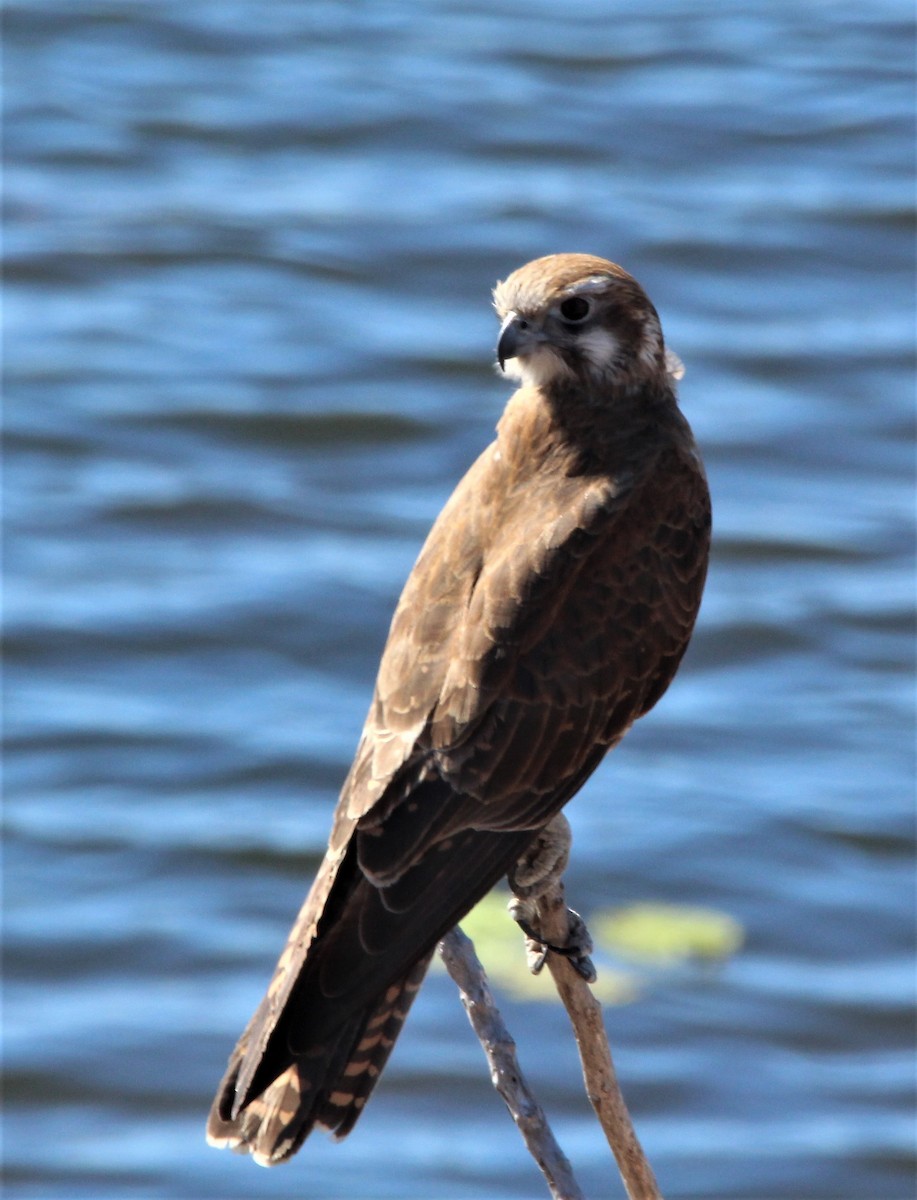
[206,253,711,1166]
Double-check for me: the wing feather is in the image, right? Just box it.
[209,373,711,1164]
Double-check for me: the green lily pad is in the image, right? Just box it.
[592,902,744,964]
[432,890,640,1004]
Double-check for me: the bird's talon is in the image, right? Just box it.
[570,952,598,983]
[509,899,597,980]
[526,943,549,974]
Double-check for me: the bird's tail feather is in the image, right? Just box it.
[206,950,433,1165]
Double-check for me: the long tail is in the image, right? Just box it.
[206,950,432,1165]
[206,815,537,1166]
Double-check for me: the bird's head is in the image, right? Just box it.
[493,254,674,395]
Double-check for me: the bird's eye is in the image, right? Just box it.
[559,296,591,323]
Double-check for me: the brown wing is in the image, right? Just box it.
[362,430,710,844]
[208,397,710,1164]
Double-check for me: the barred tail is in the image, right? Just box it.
[206,951,433,1166]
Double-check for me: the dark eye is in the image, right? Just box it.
[559,296,591,323]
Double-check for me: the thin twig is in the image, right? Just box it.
[438,927,585,1200]
[530,880,662,1200]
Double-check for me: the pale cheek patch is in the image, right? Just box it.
[497,345,574,389]
[577,327,620,374]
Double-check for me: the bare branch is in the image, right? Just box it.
[527,880,663,1200]
[441,811,661,1200]
[438,927,585,1200]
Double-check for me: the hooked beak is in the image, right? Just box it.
[497,312,540,371]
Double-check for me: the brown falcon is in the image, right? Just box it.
[207,253,711,1166]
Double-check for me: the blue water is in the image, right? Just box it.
[4,2,914,1197]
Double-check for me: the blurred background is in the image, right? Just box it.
[4,2,914,1198]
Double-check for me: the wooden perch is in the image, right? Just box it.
[522,879,663,1200]
[439,926,585,1200]
[439,813,662,1200]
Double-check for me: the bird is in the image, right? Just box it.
[206,253,711,1167]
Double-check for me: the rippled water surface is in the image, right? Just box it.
[4,2,914,1198]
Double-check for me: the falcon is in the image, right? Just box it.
[207,253,711,1166]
